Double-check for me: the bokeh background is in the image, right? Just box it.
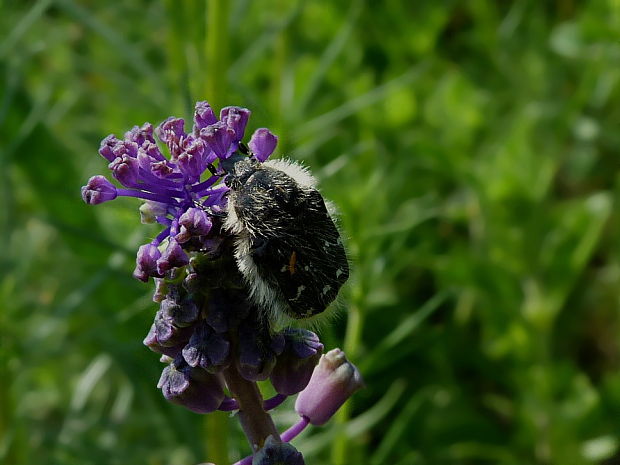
[3,1,620,464]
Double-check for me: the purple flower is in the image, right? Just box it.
[182,321,231,373]
[98,135,120,162]
[176,207,212,243]
[200,121,236,159]
[295,348,363,426]
[156,238,189,275]
[133,243,162,282]
[220,106,251,142]
[249,128,278,162]
[158,356,225,414]
[251,436,305,465]
[193,101,217,134]
[270,330,323,396]
[237,321,285,382]
[143,323,186,358]
[160,296,199,328]
[81,100,278,283]
[124,122,155,146]
[81,176,118,205]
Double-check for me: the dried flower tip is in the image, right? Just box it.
[294,348,363,426]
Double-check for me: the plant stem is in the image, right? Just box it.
[222,366,280,452]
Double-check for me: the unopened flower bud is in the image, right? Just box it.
[248,128,278,162]
[158,356,225,414]
[160,296,199,328]
[81,175,118,205]
[270,330,323,396]
[220,106,251,142]
[252,436,305,465]
[237,322,284,382]
[295,348,363,426]
[156,238,189,274]
[193,101,217,134]
[133,243,162,282]
[98,135,120,161]
[182,321,231,373]
[176,207,212,243]
[200,122,236,159]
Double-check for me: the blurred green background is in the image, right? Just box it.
[2,0,620,464]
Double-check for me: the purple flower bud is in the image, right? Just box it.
[249,128,278,162]
[270,330,323,396]
[158,356,225,414]
[133,243,163,282]
[220,106,251,142]
[151,160,174,178]
[156,117,186,145]
[156,117,186,157]
[193,101,217,134]
[252,436,305,465]
[99,135,121,161]
[176,207,212,243]
[139,201,167,224]
[142,141,166,161]
[237,323,282,382]
[294,348,363,426]
[156,238,189,274]
[182,321,231,373]
[108,155,139,186]
[112,140,139,158]
[200,122,236,159]
[160,296,199,328]
[177,139,206,180]
[81,175,118,205]
[143,322,186,358]
[124,122,155,146]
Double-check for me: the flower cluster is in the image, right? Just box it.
[81,101,362,465]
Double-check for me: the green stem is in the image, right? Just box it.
[205,0,229,110]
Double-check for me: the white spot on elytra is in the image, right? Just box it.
[293,285,306,301]
[322,285,331,295]
[335,268,343,278]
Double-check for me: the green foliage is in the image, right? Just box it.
[2,1,620,464]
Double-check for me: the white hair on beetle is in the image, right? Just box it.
[223,155,350,329]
